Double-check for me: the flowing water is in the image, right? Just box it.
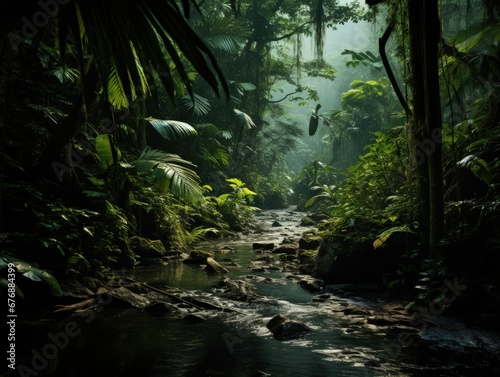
[9,209,500,377]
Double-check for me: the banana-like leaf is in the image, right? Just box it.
[132,147,203,202]
[146,117,198,141]
[95,134,121,169]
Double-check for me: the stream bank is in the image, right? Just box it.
[6,208,500,377]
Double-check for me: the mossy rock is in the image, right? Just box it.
[316,230,417,284]
[299,235,322,250]
[300,216,316,226]
[130,237,166,258]
[190,250,215,259]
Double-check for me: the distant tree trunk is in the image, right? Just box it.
[408,0,444,258]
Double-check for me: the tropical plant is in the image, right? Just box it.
[131,147,204,203]
[1,0,230,178]
[0,253,62,297]
[205,178,258,230]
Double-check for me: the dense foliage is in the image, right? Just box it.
[1,0,499,312]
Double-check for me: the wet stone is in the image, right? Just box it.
[253,242,275,251]
[266,314,312,340]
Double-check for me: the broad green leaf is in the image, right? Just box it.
[146,117,197,141]
[95,134,120,169]
[23,269,43,282]
[373,225,414,250]
[243,187,257,196]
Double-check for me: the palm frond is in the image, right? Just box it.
[234,108,257,129]
[146,117,197,141]
[132,146,203,202]
[56,0,228,110]
[199,17,251,54]
[181,93,212,116]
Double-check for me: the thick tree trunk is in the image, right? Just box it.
[408,0,444,258]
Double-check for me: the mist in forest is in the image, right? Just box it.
[267,6,389,176]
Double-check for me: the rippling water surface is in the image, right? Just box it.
[11,209,500,377]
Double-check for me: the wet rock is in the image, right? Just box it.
[367,315,411,327]
[316,230,416,284]
[214,278,258,301]
[130,236,166,258]
[299,235,322,250]
[364,360,381,368]
[272,221,282,227]
[281,237,297,244]
[267,265,282,271]
[300,216,315,226]
[298,278,324,292]
[324,283,383,295]
[103,286,151,309]
[183,313,206,322]
[144,301,178,316]
[266,314,312,340]
[249,266,267,272]
[343,307,373,316]
[205,257,229,274]
[196,250,216,258]
[272,244,298,255]
[253,242,275,251]
[187,250,215,262]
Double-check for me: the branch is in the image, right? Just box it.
[379,22,411,116]
[268,90,299,103]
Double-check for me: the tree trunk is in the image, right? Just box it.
[408,0,444,258]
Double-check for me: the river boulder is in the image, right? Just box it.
[315,220,416,283]
[130,236,166,259]
[272,243,299,255]
[266,314,312,340]
[214,278,258,301]
[183,250,215,264]
[253,242,275,251]
[299,234,322,250]
[205,257,229,274]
